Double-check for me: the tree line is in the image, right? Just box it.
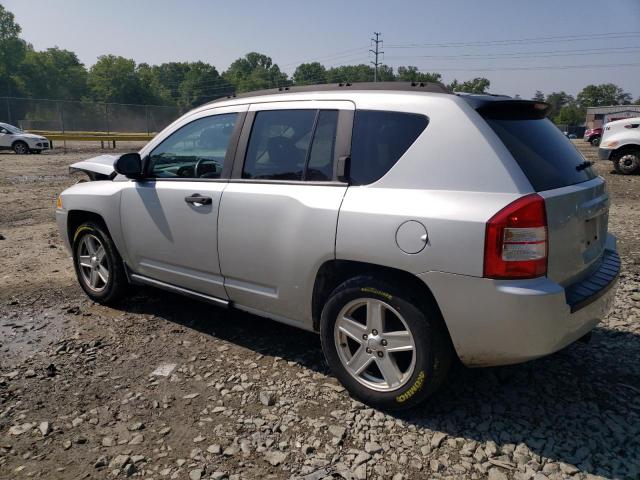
[0,4,637,122]
[533,84,636,126]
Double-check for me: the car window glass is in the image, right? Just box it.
[485,118,596,191]
[243,110,316,181]
[305,110,338,181]
[350,110,428,185]
[147,113,238,179]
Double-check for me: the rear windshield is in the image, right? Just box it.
[485,117,596,191]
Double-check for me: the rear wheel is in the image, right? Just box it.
[320,275,452,410]
[612,149,640,175]
[12,141,28,155]
[72,222,128,304]
[590,136,601,147]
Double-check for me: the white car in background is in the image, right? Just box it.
[598,117,640,174]
[0,122,50,154]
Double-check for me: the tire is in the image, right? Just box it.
[72,222,128,304]
[320,275,452,410]
[612,149,640,175]
[613,160,623,174]
[590,136,601,147]
[12,141,29,155]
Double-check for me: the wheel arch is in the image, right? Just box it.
[611,143,640,156]
[67,210,110,246]
[311,259,455,351]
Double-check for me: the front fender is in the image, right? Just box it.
[57,181,129,261]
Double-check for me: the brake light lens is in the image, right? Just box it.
[484,194,547,279]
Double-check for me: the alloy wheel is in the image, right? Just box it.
[77,234,110,292]
[334,298,416,392]
[13,142,27,154]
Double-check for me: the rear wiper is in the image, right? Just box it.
[576,160,593,171]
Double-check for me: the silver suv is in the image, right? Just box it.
[56,83,620,410]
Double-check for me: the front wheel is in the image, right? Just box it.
[320,276,452,410]
[12,141,29,155]
[72,222,128,304]
[590,136,601,147]
[612,149,640,175]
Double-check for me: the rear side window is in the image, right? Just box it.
[350,110,428,185]
[243,109,338,181]
[485,118,596,191]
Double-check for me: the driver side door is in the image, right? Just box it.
[119,106,247,300]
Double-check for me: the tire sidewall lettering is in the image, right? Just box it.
[395,370,426,403]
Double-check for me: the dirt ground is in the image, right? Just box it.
[0,141,638,480]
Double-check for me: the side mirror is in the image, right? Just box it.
[114,152,143,179]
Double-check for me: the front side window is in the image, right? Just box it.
[243,109,338,181]
[350,110,429,185]
[147,113,238,179]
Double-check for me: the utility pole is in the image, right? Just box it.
[370,32,383,82]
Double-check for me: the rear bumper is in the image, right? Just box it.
[420,235,619,367]
[598,147,613,160]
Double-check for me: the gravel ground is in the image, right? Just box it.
[0,141,639,480]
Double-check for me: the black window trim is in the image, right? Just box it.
[138,110,247,182]
[230,108,353,185]
[301,110,321,181]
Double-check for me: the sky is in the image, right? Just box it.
[4,0,640,100]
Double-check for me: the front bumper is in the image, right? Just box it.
[420,235,619,367]
[598,147,613,160]
[26,138,50,150]
[55,209,72,253]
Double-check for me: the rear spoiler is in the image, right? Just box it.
[69,154,119,181]
[459,94,550,120]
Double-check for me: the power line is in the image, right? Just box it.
[279,46,370,68]
[386,31,640,49]
[387,62,640,72]
[387,46,640,60]
[370,32,384,82]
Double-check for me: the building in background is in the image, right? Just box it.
[585,105,640,129]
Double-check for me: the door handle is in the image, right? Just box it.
[184,194,212,206]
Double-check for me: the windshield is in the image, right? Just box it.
[1,123,23,134]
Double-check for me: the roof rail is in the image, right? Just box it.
[206,81,451,105]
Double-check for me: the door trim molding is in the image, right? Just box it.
[129,273,230,307]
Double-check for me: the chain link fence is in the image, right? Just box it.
[0,97,180,134]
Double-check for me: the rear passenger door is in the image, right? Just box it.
[218,101,354,327]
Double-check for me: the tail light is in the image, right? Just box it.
[484,194,547,279]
